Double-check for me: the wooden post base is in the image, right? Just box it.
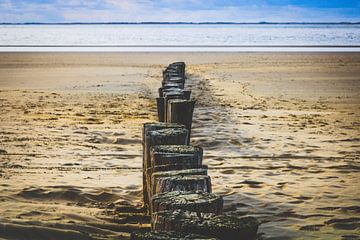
[151,191,223,215]
[152,210,259,240]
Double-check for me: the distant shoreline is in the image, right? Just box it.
[1,22,360,25]
[1,45,360,48]
[1,45,360,52]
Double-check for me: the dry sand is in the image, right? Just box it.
[0,52,359,240]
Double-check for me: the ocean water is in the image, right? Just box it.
[0,24,359,51]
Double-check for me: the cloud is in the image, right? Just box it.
[0,0,359,22]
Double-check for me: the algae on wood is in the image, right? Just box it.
[155,175,212,195]
[151,191,223,215]
[131,230,217,240]
[152,210,259,240]
[142,123,186,212]
[151,168,208,198]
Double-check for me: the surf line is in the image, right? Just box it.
[130,62,260,239]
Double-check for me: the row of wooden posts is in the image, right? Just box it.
[131,62,259,240]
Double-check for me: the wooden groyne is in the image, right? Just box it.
[132,62,259,240]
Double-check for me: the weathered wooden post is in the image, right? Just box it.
[130,230,217,240]
[144,127,189,213]
[151,145,203,166]
[169,62,186,79]
[155,175,212,194]
[146,145,204,209]
[151,191,223,215]
[163,91,186,122]
[161,88,191,99]
[159,85,184,97]
[155,97,165,122]
[183,90,191,99]
[163,75,184,84]
[135,62,260,240]
[166,99,195,142]
[142,123,186,211]
[163,76,185,84]
[151,168,208,199]
[163,68,185,79]
[152,210,260,240]
[157,89,188,122]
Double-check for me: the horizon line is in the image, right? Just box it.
[1,44,360,47]
[1,21,360,25]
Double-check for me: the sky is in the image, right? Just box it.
[0,0,359,23]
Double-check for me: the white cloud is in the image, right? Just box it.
[0,0,359,22]
[0,0,13,9]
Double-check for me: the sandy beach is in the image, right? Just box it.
[0,52,359,240]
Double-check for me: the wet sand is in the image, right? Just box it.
[0,52,359,239]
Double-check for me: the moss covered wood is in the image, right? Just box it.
[159,86,183,98]
[161,89,191,100]
[130,230,217,240]
[151,169,208,198]
[151,145,203,156]
[152,210,259,240]
[150,145,203,166]
[147,151,204,209]
[155,175,212,195]
[142,123,186,212]
[151,191,223,215]
[146,145,204,204]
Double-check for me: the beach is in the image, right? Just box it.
[0,52,359,239]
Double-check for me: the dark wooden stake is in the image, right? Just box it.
[146,145,204,203]
[151,168,208,199]
[167,99,195,142]
[142,123,186,212]
[144,127,189,213]
[156,98,165,122]
[130,230,216,240]
[154,175,212,195]
[163,91,186,122]
[152,210,259,240]
[151,145,203,166]
[151,191,223,215]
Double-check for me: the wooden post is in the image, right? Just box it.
[144,127,189,213]
[146,144,204,202]
[154,175,212,194]
[151,191,223,215]
[146,164,208,203]
[161,89,191,100]
[164,72,184,78]
[169,62,186,79]
[167,99,195,142]
[161,83,183,90]
[156,98,165,122]
[164,76,185,83]
[147,164,208,188]
[130,230,216,240]
[136,62,260,240]
[183,90,191,99]
[142,123,186,212]
[151,145,203,166]
[162,80,184,89]
[163,92,186,122]
[159,86,184,98]
[157,90,190,122]
[152,210,260,240]
[151,168,208,199]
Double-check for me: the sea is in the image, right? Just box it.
[0,23,360,52]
